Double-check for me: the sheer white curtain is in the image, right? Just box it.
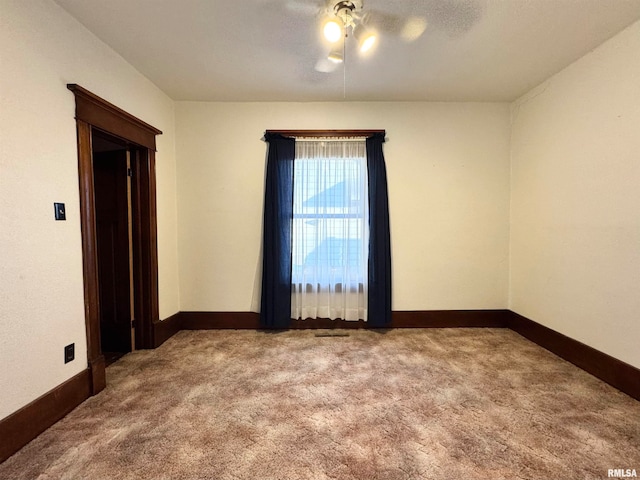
[291,139,368,321]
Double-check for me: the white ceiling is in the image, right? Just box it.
[53,0,640,102]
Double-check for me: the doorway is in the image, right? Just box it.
[92,131,135,364]
[68,83,162,395]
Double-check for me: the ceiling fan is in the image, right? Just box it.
[281,0,428,73]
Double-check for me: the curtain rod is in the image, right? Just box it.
[265,129,385,138]
[294,137,366,142]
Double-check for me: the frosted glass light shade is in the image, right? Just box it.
[354,25,376,53]
[360,33,376,52]
[324,20,343,43]
[328,49,343,63]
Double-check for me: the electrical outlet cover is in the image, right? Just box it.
[64,343,75,363]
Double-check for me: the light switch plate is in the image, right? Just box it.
[54,203,66,221]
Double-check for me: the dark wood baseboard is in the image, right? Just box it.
[177,310,509,330]
[0,369,92,463]
[508,311,640,401]
[392,310,509,328]
[153,312,183,348]
[180,311,261,329]
[179,312,372,330]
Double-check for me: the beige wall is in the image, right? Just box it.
[175,102,512,311]
[0,0,180,419]
[509,20,640,368]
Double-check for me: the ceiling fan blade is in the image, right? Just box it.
[256,0,321,16]
[315,57,340,73]
[400,16,428,42]
[284,0,323,16]
[363,10,428,42]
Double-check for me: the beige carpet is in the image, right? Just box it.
[1,328,639,479]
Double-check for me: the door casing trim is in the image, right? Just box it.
[68,84,162,394]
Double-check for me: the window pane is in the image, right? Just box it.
[292,141,368,289]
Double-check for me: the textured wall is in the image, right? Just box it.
[509,20,640,368]
[175,101,511,312]
[0,0,179,419]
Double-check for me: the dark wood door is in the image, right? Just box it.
[94,149,132,354]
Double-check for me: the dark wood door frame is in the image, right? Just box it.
[68,84,162,394]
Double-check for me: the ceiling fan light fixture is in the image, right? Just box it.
[323,19,343,43]
[328,49,344,63]
[334,0,356,27]
[354,24,376,53]
[360,33,376,52]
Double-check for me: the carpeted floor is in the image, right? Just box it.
[1,328,639,479]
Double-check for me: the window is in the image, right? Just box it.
[260,130,390,329]
[291,139,368,321]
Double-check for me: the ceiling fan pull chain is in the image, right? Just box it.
[343,32,347,99]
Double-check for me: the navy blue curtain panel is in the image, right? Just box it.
[260,133,295,329]
[366,132,392,327]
